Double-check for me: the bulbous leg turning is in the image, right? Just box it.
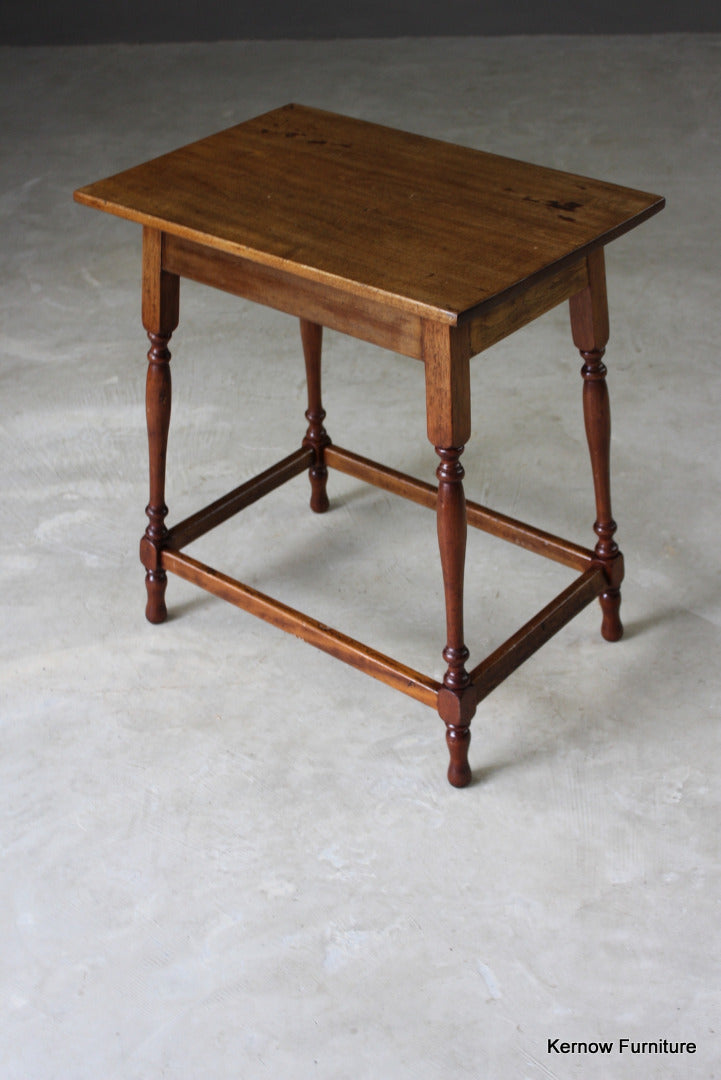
[300,319,331,513]
[145,568,168,624]
[140,228,179,624]
[600,588,623,642]
[436,446,476,787]
[570,249,625,643]
[445,724,472,788]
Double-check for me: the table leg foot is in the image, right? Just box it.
[438,683,476,786]
[600,587,623,642]
[308,465,330,514]
[446,724,472,787]
[145,569,168,623]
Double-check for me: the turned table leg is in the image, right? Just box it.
[570,249,624,641]
[300,318,331,513]
[423,322,476,786]
[138,228,179,623]
[436,444,475,786]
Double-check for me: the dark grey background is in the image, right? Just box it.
[2,0,720,45]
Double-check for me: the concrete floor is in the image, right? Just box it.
[1,34,719,1080]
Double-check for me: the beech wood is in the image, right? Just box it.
[469,565,607,702]
[461,257,590,355]
[422,321,471,448]
[163,234,426,359]
[161,548,441,707]
[140,228,179,623]
[160,235,594,363]
[166,447,313,551]
[74,104,664,325]
[300,319,331,512]
[420,322,475,784]
[324,445,594,571]
[569,249,624,641]
[74,105,664,785]
[434,445,474,787]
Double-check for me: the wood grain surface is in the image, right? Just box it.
[74,103,664,323]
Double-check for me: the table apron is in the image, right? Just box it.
[162,233,428,359]
[163,233,592,363]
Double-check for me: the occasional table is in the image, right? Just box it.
[74,104,664,786]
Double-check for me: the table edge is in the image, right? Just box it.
[73,185,665,328]
[72,186,459,325]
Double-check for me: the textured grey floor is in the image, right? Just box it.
[1,35,719,1080]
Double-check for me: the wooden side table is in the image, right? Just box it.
[74,104,664,786]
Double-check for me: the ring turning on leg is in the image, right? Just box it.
[142,329,172,623]
[139,227,179,624]
[300,318,331,513]
[423,322,476,785]
[580,348,624,641]
[436,445,475,787]
[570,248,624,642]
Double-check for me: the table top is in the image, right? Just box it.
[74,103,664,323]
